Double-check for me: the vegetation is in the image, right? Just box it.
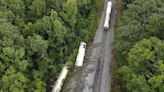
[115,0,164,91]
[0,0,98,91]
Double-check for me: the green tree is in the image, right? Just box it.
[28,0,46,21]
[146,14,164,40]
[0,67,28,92]
[46,0,66,12]
[0,0,25,16]
[118,37,164,92]
[0,47,29,91]
[60,0,77,28]
[0,10,14,22]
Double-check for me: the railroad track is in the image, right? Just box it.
[93,29,107,92]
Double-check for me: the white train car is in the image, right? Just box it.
[103,1,112,30]
[75,42,86,67]
[52,66,69,92]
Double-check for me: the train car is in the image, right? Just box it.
[52,66,69,92]
[103,1,112,31]
[75,42,86,67]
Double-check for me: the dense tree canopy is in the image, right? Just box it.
[0,0,99,91]
[115,0,164,91]
[118,37,164,92]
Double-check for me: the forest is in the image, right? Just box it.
[115,0,164,92]
[0,0,100,91]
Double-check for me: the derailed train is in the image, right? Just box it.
[103,1,112,31]
[52,1,113,92]
[75,1,112,67]
[75,42,86,67]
